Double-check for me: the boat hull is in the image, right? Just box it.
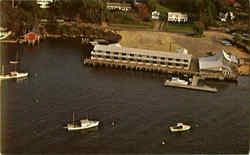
[0,73,28,79]
[169,124,191,132]
[66,121,99,131]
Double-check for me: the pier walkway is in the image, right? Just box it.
[83,58,238,81]
[164,80,218,93]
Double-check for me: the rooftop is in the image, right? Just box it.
[94,44,192,60]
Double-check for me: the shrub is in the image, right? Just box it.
[193,21,205,37]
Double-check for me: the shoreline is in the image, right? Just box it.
[1,26,249,75]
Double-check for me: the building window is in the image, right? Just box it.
[137,59,142,62]
[153,56,157,59]
[168,58,173,61]
[184,59,188,62]
[160,62,165,65]
[122,53,126,56]
[122,58,127,60]
[106,51,110,54]
[114,52,119,55]
[176,59,180,62]
[129,58,134,61]
[114,57,118,59]
[130,54,134,56]
[184,64,188,67]
[160,57,165,60]
[153,61,157,64]
[106,56,110,59]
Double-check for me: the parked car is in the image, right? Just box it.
[220,40,232,46]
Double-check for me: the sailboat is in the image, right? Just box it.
[0,51,28,80]
[65,112,100,131]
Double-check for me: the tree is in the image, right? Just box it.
[147,0,158,11]
[193,21,205,37]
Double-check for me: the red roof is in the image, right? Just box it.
[24,32,38,40]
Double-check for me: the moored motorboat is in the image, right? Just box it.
[9,60,19,64]
[0,31,12,40]
[65,112,100,131]
[166,77,188,85]
[169,123,191,132]
[0,71,28,80]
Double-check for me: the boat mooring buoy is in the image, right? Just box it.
[161,139,166,145]
[33,98,39,103]
[112,120,116,127]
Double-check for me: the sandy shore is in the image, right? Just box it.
[167,31,249,58]
[117,30,182,52]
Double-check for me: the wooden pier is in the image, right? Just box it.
[83,58,238,81]
[0,40,17,43]
[164,81,218,93]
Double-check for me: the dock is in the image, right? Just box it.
[164,81,218,93]
[0,40,17,43]
[83,58,237,81]
[83,44,238,81]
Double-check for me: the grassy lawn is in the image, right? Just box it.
[163,24,193,31]
[109,23,154,29]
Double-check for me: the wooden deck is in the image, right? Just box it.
[83,58,238,81]
[0,40,17,43]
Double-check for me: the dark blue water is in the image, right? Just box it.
[1,39,249,154]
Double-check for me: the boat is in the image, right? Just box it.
[0,71,28,79]
[9,60,19,64]
[169,123,191,132]
[164,77,218,93]
[65,112,100,131]
[0,31,12,40]
[0,52,28,80]
[166,77,188,85]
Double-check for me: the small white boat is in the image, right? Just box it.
[65,112,99,131]
[169,123,191,132]
[0,71,28,80]
[166,77,188,85]
[9,60,19,64]
[0,31,12,40]
[0,52,29,80]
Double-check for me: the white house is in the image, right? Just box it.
[168,12,188,23]
[152,11,160,20]
[219,12,235,22]
[37,0,53,9]
[106,3,132,12]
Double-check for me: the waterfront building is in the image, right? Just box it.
[168,12,188,23]
[106,2,132,11]
[198,50,238,75]
[90,44,192,70]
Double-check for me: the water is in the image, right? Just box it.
[1,39,249,154]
